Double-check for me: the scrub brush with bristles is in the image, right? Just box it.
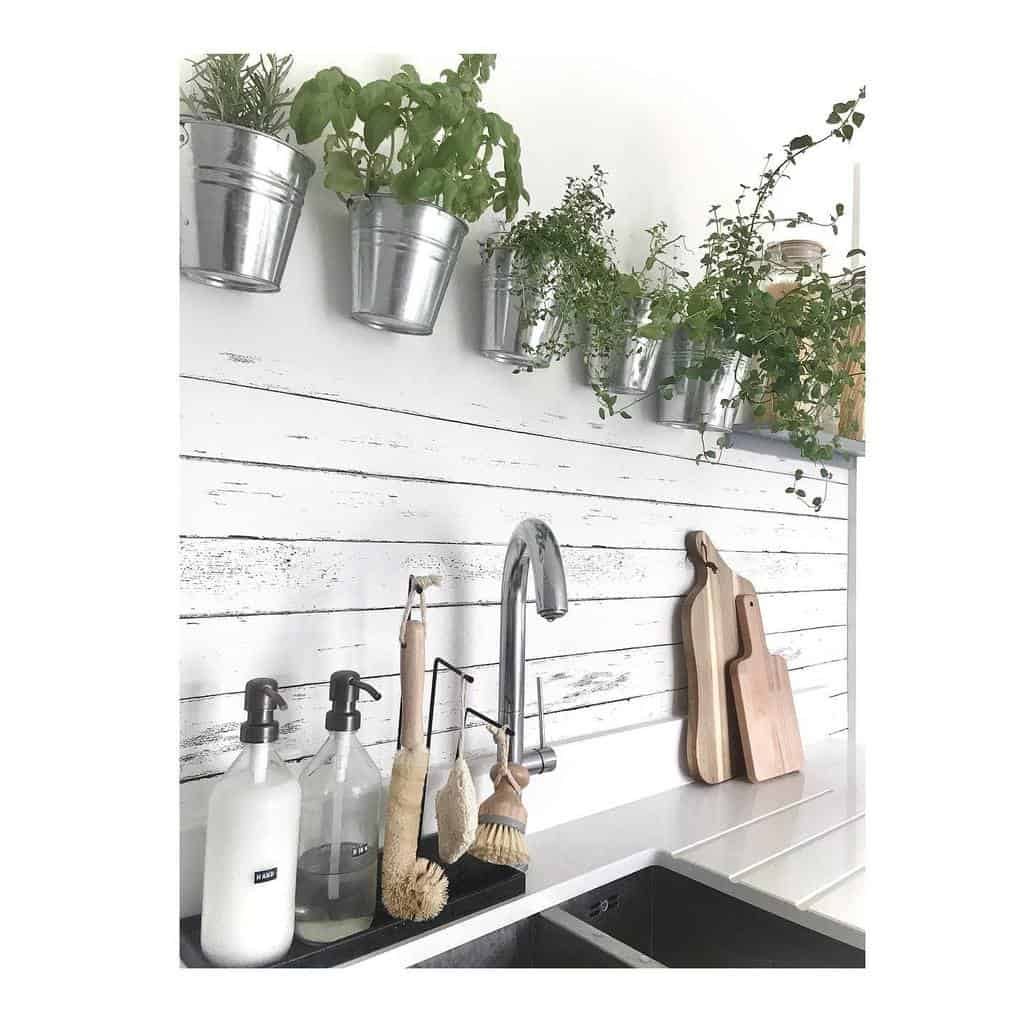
[469,726,530,869]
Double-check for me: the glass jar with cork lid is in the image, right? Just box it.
[759,239,838,435]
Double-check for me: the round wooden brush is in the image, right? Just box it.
[469,728,530,868]
[381,616,449,921]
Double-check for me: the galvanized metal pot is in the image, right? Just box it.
[480,243,561,367]
[179,117,315,293]
[349,194,468,335]
[657,329,750,430]
[582,298,660,395]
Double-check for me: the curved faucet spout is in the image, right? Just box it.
[498,518,567,770]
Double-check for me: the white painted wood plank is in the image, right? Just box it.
[179,341,847,481]
[180,538,847,617]
[678,780,865,879]
[806,868,865,932]
[734,815,866,907]
[767,628,846,674]
[180,643,683,779]
[179,641,844,780]
[181,377,847,517]
[180,596,847,700]
[181,459,849,552]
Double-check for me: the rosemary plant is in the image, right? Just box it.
[181,53,295,137]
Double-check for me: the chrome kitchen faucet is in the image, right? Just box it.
[497,518,567,774]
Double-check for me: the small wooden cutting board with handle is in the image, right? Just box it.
[682,531,754,784]
[730,592,804,782]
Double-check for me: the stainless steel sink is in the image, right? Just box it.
[414,866,864,968]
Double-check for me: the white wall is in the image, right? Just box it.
[179,53,860,915]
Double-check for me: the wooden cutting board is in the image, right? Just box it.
[730,592,804,782]
[682,531,754,784]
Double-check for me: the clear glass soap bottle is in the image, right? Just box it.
[295,670,383,944]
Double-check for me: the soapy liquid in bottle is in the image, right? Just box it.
[294,841,378,943]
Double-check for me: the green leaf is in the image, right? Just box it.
[437,86,465,126]
[427,134,457,170]
[841,124,854,140]
[835,202,845,216]
[454,112,483,164]
[290,69,346,144]
[414,167,446,200]
[788,134,813,151]
[620,411,632,419]
[407,106,441,146]
[852,111,865,127]
[403,81,438,107]
[826,112,841,124]
[323,150,363,194]
[392,167,418,203]
[364,106,400,153]
[356,80,395,121]
[330,96,357,136]
[399,64,420,82]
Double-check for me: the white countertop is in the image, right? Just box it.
[348,736,865,968]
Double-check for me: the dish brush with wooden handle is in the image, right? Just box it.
[469,725,529,869]
[381,590,448,921]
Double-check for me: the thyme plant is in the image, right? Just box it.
[482,166,687,416]
[480,166,616,365]
[181,53,295,137]
[290,55,526,223]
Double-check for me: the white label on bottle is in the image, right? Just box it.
[253,867,278,884]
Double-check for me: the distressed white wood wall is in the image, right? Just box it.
[179,53,858,915]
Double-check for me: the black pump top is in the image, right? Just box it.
[240,678,288,744]
[326,670,381,732]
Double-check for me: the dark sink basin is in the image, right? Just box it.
[412,911,659,968]
[414,866,864,968]
[560,866,864,968]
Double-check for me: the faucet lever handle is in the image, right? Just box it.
[536,675,547,750]
[520,675,556,776]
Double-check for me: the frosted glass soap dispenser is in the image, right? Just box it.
[295,670,383,944]
[200,678,301,967]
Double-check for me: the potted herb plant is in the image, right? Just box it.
[614,90,867,508]
[180,53,315,293]
[577,218,688,409]
[478,166,613,368]
[290,54,527,335]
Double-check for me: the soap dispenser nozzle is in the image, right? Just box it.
[240,678,288,744]
[326,670,381,732]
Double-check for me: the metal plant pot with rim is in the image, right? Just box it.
[480,241,562,368]
[180,117,315,293]
[349,194,468,335]
[657,328,750,431]
[582,298,661,396]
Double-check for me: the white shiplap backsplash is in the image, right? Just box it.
[179,54,857,917]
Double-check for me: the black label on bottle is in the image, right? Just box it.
[254,867,278,884]
[352,843,369,858]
